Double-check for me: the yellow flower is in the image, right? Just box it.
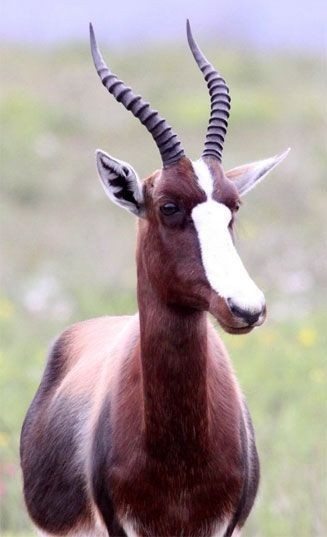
[0,298,15,319]
[297,327,317,347]
[0,432,9,447]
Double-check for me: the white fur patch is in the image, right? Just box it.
[121,520,139,537]
[192,160,265,314]
[192,158,214,198]
[210,519,230,536]
[120,518,230,537]
[36,528,107,537]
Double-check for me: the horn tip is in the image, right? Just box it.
[89,21,105,72]
[89,22,96,51]
[186,18,194,47]
[89,22,94,40]
[185,19,206,67]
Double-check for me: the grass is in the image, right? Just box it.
[0,40,326,535]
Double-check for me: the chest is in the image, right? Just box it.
[110,449,243,537]
[121,516,231,537]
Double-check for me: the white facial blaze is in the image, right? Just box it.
[192,160,265,313]
[192,158,214,198]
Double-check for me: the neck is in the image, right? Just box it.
[137,261,209,459]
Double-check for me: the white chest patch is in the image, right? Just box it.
[192,159,265,313]
[211,519,230,536]
[121,517,230,537]
[121,520,139,537]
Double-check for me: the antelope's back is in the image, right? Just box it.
[20,314,138,534]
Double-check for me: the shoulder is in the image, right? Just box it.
[30,315,137,401]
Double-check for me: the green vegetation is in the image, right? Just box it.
[0,41,326,535]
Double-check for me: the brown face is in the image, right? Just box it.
[138,157,266,335]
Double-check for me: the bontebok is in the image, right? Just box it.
[20,20,289,537]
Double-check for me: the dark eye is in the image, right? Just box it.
[234,201,241,212]
[160,202,179,216]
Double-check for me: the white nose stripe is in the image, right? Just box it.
[192,200,265,312]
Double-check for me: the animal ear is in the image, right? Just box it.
[96,149,145,216]
[225,148,290,196]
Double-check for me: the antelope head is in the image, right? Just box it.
[90,21,289,334]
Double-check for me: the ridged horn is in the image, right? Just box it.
[186,19,231,162]
[89,23,185,167]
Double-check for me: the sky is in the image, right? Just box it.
[1,0,326,52]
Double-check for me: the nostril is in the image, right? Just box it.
[227,298,242,317]
[246,310,261,324]
[227,298,263,325]
[227,298,250,319]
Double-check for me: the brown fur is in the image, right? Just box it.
[21,158,260,536]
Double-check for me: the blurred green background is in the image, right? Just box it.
[1,9,327,536]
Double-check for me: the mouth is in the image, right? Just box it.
[208,293,266,335]
[219,315,265,335]
[218,321,255,335]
